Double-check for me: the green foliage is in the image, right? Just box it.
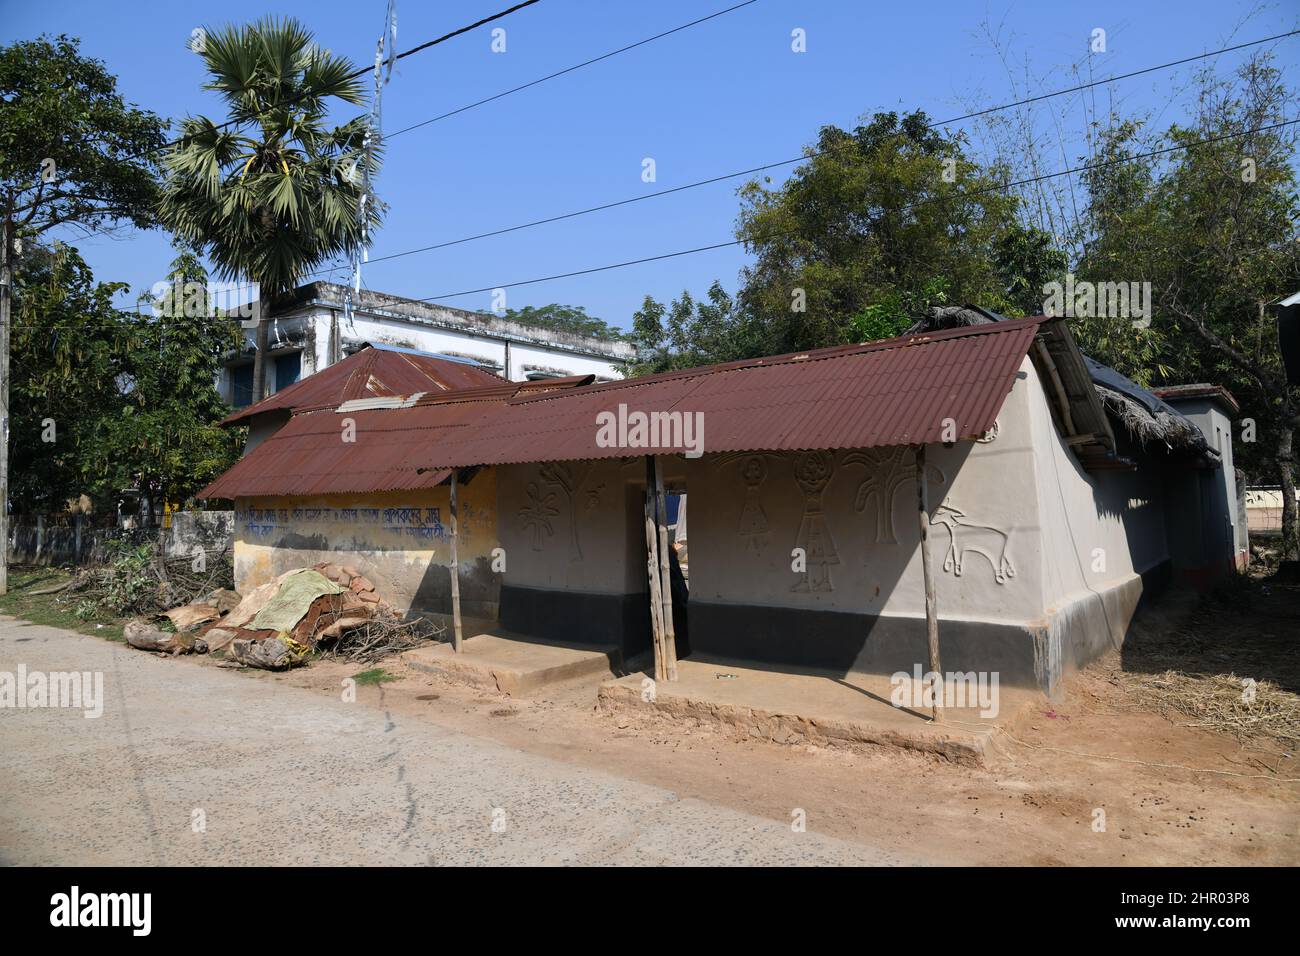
[629,281,747,375]
[157,17,379,301]
[9,241,242,513]
[734,111,1024,355]
[993,224,1068,317]
[88,243,242,507]
[850,276,950,342]
[1071,57,1300,488]
[74,539,158,619]
[0,567,125,640]
[352,667,398,686]
[629,111,1049,370]
[502,303,625,341]
[0,34,165,239]
[9,244,126,512]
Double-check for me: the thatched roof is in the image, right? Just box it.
[909,306,1214,458]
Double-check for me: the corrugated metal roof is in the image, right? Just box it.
[222,343,506,425]
[200,317,1047,499]
[1152,383,1241,415]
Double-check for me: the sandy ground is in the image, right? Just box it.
[0,618,912,866]
[270,650,1298,866]
[3,586,1297,866]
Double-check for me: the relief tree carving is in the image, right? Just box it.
[843,447,944,543]
[518,481,559,551]
[539,461,592,561]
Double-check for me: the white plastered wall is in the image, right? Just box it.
[1024,358,1169,685]
[678,359,1047,627]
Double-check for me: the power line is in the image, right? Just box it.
[311,28,1300,275]
[10,117,1296,329]
[411,118,1300,302]
[385,0,762,139]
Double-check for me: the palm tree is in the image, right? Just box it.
[158,17,382,402]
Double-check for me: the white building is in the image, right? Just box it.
[219,282,634,407]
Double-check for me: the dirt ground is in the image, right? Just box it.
[209,579,1300,866]
[8,563,1297,865]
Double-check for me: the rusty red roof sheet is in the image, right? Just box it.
[1151,383,1241,415]
[222,343,506,425]
[200,317,1047,499]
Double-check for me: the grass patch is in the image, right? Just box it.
[0,567,126,640]
[352,667,399,686]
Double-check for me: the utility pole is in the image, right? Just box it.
[1,213,12,595]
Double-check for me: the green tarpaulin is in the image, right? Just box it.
[250,569,345,633]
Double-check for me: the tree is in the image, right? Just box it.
[8,244,125,514]
[1073,55,1300,557]
[86,245,242,521]
[8,242,243,525]
[993,223,1069,318]
[502,303,625,341]
[630,111,1057,373]
[0,34,166,591]
[0,35,164,239]
[734,111,1024,355]
[158,17,380,405]
[629,281,748,375]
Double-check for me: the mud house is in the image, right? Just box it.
[200,310,1240,693]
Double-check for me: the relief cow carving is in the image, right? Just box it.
[929,503,1016,585]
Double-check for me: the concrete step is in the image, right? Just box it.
[403,631,622,696]
[598,659,1042,765]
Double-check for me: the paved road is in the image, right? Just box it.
[0,617,911,865]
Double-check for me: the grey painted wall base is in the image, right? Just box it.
[1035,560,1168,691]
[499,584,651,658]
[495,559,1171,693]
[690,559,1170,693]
[688,602,1041,687]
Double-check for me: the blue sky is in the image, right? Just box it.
[4,0,1297,330]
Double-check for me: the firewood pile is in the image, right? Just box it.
[124,562,442,669]
[62,540,234,621]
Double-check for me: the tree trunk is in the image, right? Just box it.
[1278,426,1299,561]
[251,317,269,404]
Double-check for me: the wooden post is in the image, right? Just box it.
[915,443,942,721]
[643,458,667,680]
[653,457,679,681]
[449,470,463,652]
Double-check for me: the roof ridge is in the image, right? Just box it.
[506,314,1050,406]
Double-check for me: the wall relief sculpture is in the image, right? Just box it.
[518,481,558,551]
[736,456,771,553]
[843,447,945,543]
[929,502,1016,584]
[538,461,592,561]
[714,452,775,554]
[791,451,838,593]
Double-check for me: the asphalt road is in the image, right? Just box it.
[0,616,911,866]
